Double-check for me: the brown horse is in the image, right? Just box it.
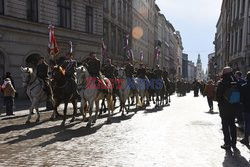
[51,66,78,126]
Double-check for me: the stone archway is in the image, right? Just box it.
[25,54,41,68]
[0,52,4,82]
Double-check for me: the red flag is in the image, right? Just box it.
[48,25,59,56]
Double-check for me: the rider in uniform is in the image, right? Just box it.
[36,57,53,99]
[61,51,79,97]
[86,52,101,78]
[154,65,163,79]
[125,61,137,94]
[137,63,147,79]
[103,59,115,80]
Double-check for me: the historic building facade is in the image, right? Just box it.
[175,31,183,80]
[182,53,188,80]
[131,0,155,67]
[103,0,132,65]
[0,0,103,97]
[215,0,250,75]
[187,60,195,82]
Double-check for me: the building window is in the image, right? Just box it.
[104,0,109,12]
[86,6,93,34]
[239,29,243,52]
[241,0,245,16]
[103,21,109,51]
[111,26,116,53]
[118,0,122,22]
[123,0,126,25]
[234,31,238,54]
[0,0,4,15]
[27,0,38,22]
[118,29,122,55]
[111,0,116,17]
[58,0,71,28]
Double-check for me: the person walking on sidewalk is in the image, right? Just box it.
[1,78,16,116]
[216,67,240,150]
[203,80,215,113]
[240,71,250,147]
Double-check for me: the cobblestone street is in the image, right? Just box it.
[0,93,249,167]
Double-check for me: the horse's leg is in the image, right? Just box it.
[26,99,38,124]
[93,100,99,124]
[87,101,94,127]
[50,100,60,120]
[26,107,33,124]
[80,98,87,121]
[61,102,68,126]
[35,108,40,123]
[70,99,77,123]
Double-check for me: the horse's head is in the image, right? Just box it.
[20,66,35,87]
[76,66,88,89]
[52,65,65,81]
[117,68,126,79]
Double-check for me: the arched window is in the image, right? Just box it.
[0,52,4,79]
[25,54,41,68]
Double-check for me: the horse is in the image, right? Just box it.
[51,65,78,126]
[20,67,54,124]
[154,77,166,108]
[76,66,114,127]
[117,68,142,116]
[134,77,150,108]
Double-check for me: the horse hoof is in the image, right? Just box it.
[106,119,112,124]
[26,120,31,124]
[61,122,65,126]
[35,119,40,123]
[70,118,75,123]
[86,123,91,128]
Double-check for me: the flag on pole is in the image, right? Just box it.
[101,39,107,58]
[127,49,134,61]
[69,41,73,54]
[140,51,144,62]
[124,34,129,50]
[48,25,59,57]
[155,47,160,60]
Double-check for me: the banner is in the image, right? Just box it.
[48,25,59,57]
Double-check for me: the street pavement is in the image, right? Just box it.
[0,92,249,167]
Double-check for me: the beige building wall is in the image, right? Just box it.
[131,0,155,67]
[0,0,103,98]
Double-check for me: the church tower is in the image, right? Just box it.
[196,54,203,81]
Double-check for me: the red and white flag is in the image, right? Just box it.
[48,25,59,57]
[155,47,160,60]
[124,34,129,50]
[140,51,144,62]
[101,39,107,58]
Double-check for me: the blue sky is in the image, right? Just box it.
[155,0,222,70]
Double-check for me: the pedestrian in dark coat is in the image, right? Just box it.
[240,71,250,147]
[1,78,16,116]
[216,67,239,150]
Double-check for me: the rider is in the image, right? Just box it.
[154,65,163,79]
[125,61,138,93]
[103,59,115,79]
[137,63,147,79]
[86,52,101,78]
[61,52,80,97]
[36,56,53,98]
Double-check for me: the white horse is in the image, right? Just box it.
[117,68,142,116]
[76,66,114,127]
[20,67,54,124]
[134,77,150,107]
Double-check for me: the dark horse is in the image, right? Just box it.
[51,65,78,126]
